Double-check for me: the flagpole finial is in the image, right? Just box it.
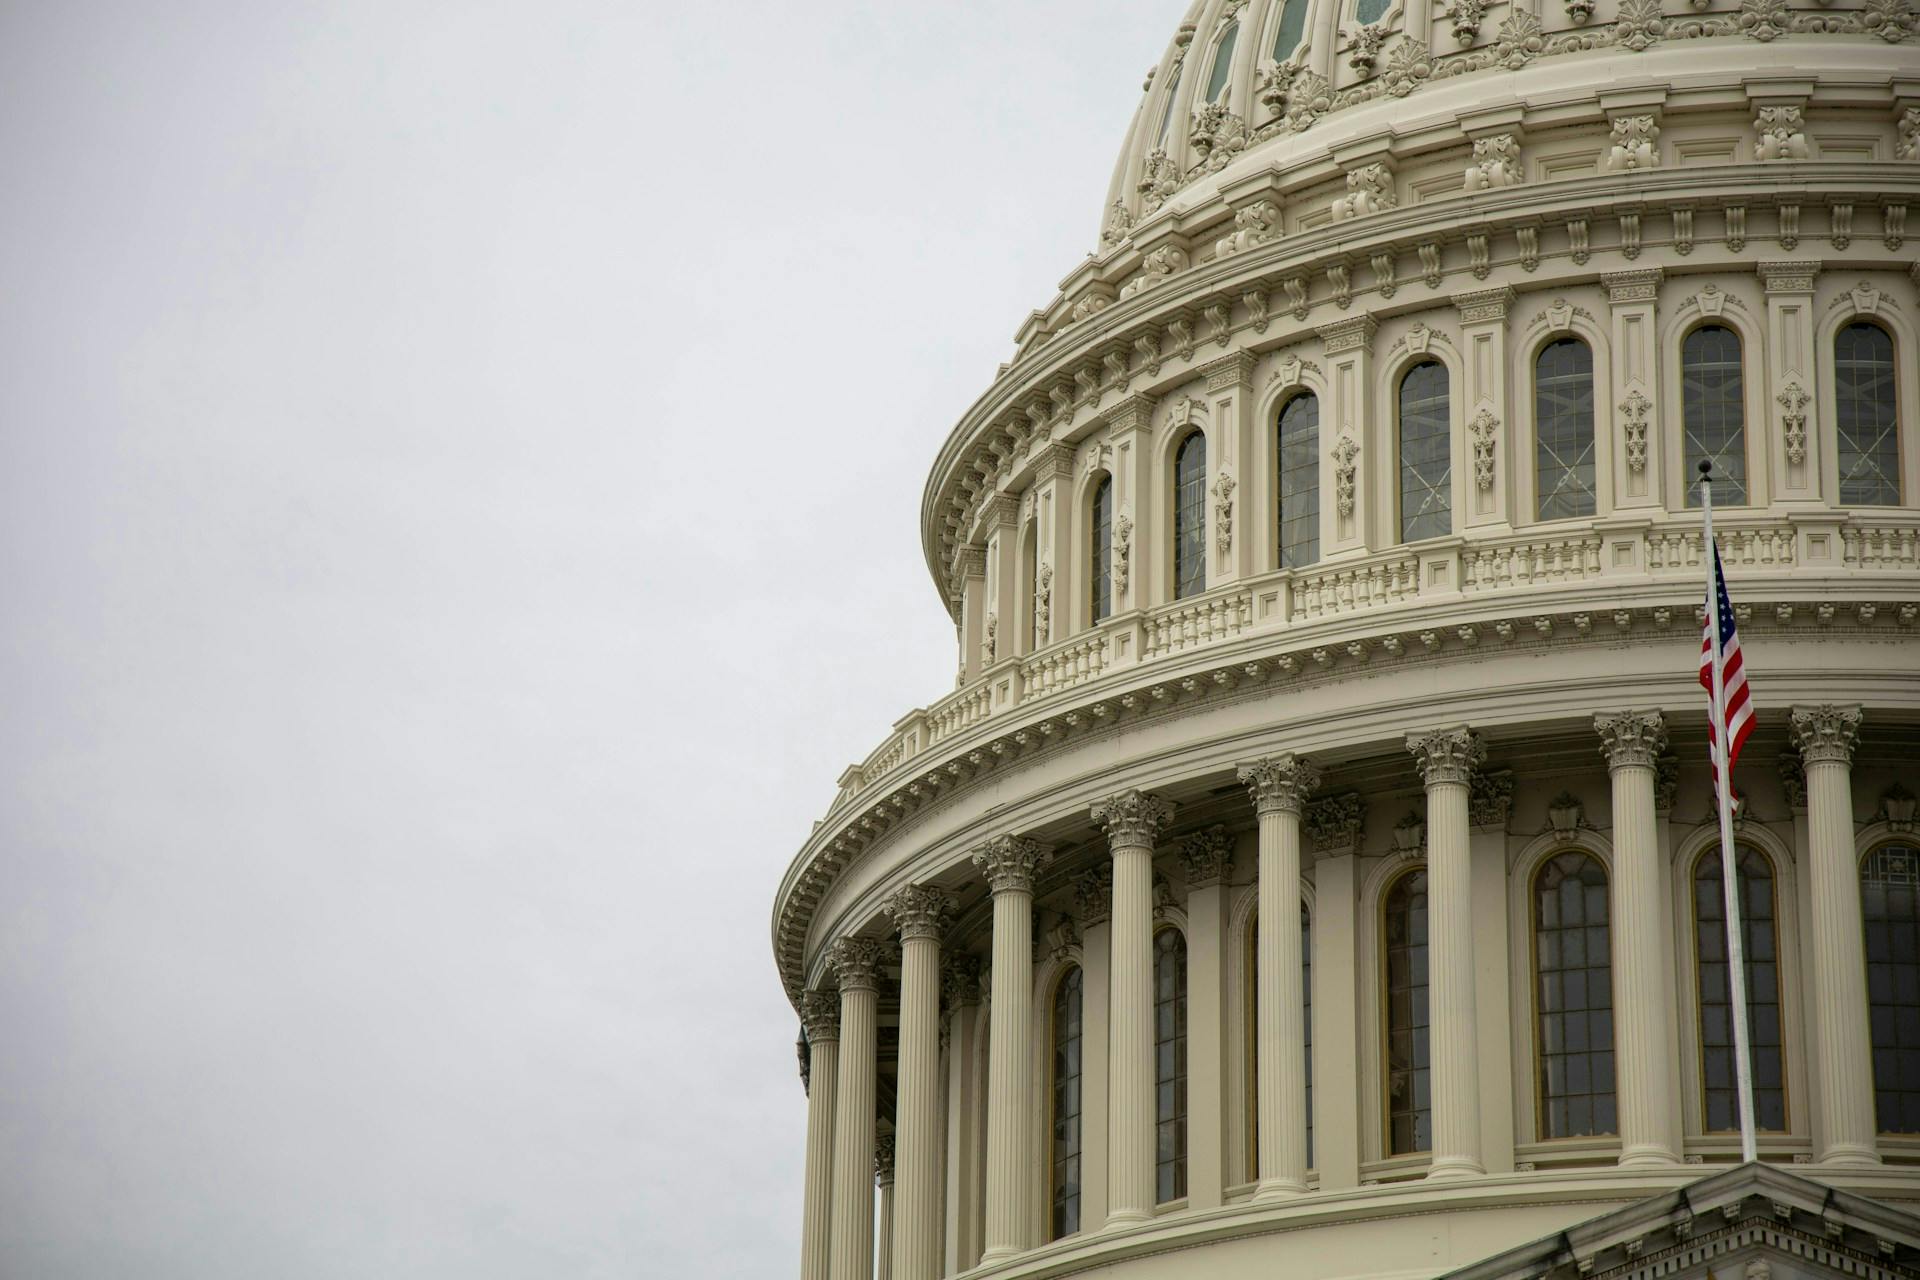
[1698,458,1713,478]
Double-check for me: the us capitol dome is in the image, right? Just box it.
[770,0,1920,1276]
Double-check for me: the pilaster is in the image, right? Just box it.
[1182,827,1236,1209]
[1318,317,1378,556]
[1758,260,1821,505]
[1452,286,1516,531]
[941,959,984,1275]
[1104,394,1158,614]
[1602,269,1663,510]
[1203,351,1259,586]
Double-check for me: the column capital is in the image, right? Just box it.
[1203,348,1259,391]
[1451,284,1516,324]
[1317,314,1378,355]
[951,544,987,581]
[1073,864,1114,925]
[1179,825,1236,887]
[941,953,983,1010]
[1757,259,1819,294]
[883,884,954,942]
[1238,753,1322,816]
[874,1133,895,1188]
[1778,748,1808,811]
[1091,788,1176,849]
[971,834,1052,894]
[1596,709,1669,769]
[1305,791,1367,857]
[801,988,841,1043]
[1100,392,1158,435]
[1601,267,1663,304]
[1469,767,1515,829]
[1408,727,1485,787]
[826,936,889,993]
[1791,703,1862,765]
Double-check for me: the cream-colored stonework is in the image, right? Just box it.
[775,1,1920,1276]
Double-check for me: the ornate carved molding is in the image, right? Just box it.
[1454,284,1516,323]
[1778,383,1810,465]
[941,953,983,1009]
[1334,435,1360,516]
[1620,387,1653,473]
[1597,709,1669,769]
[971,835,1053,894]
[826,936,889,993]
[1755,105,1811,161]
[1470,767,1516,827]
[801,988,841,1043]
[1654,754,1680,813]
[874,1133,895,1187]
[1238,753,1322,817]
[1777,748,1808,810]
[1180,825,1237,887]
[1789,703,1862,765]
[1074,864,1114,926]
[1408,726,1486,786]
[1603,114,1660,172]
[1469,406,1499,490]
[1305,791,1366,855]
[1602,267,1663,304]
[1318,315,1377,355]
[1465,133,1522,190]
[1091,788,1176,848]
[883,884,954,942]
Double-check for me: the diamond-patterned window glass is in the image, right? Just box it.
[1398,361,1451,543]
[1050,965,1084,1240]
[1534,851,1616,1139]
[1682,326,1747,506]
[1205,22,1239,103]
[1090,474,1113,624]
[1272,0,1309,60]
[1534,339,1598,521]
[1154,927,1189,1202]
[1157,66,1183,143]
[1384,869,1432,1155]
[1245,904,1313,1180]
[1694,847,1786,1131]
[1278,393,1320,569]
[1174,431,1208,599]
[1836,323,1901,505]
[1862,841,1920,1134]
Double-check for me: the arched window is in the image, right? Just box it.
[1535,339,1597,520]
[1835,323,1901,505]
[1174,432,1208,599]
[1245,902,1314,1179]
[1205,22,1239,103]
[1682,326,1747,506]
[1024,522,1041,651]
[1862,841,1920,1133]
[1271,0,1309,60]
[1050,966,1084,1239]
[1384,868,1431,1154]
[1278,393,1320,568]
[1155,927,1189,1202]
[1156,66,1184,143]
[1090,474,1114,624]
[1533,852,1615,1138]
[1398,362,1451,543]
[1693,847,1786,1131]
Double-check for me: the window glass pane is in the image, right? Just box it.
[1278,394,1321,568]
[1157,67,1183,143]
[1695,848,1786,1130]
[1385,870,1432,1153]
[1683,326,1747,506]
[1535,339,1597,520]
[1398,362,1451,543]
[1051,967,1084,1239]
[1304,902,1313,1168]
[1863,842,1920,1134]
[1154,929,1189,1202]
[1534,852,1615,1137]
[1356,0,1391,23]
[1205,23,1239,102]
[1091,476,1113,623]
[1272,0,1309,60]
[1836,323,1901,505]
[1175,433,1208,598]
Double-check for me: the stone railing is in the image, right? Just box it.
[830,512,1918,811]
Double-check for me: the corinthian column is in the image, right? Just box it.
[1595,711,1681,1166]
[882,885,951,1280]
[1408,728,1486,1179]
[826,937,887,1280]
[800,990,841,1280]
[971,836,1052,1262]
[1792,705,1880,1165]
[1237,754,1320,1197]
[874,1136,895,1280]
[1091,788,1176,1226]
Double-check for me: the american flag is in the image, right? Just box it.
[1698,542,1755,793]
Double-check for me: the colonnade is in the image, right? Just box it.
[795,705,1877,1280]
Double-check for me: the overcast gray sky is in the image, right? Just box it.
[0,2,1174,1275]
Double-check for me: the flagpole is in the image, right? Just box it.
[1700,458,1758,1163]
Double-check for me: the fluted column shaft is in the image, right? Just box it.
[875,1139,895,1280]
[1794,705,1880,1165]
[1409,729,1485,1179]
[1597,712,1681,1167]
[1239,755,1320,1196]
[827,939,885,1280]
[883,887,951,1280]
[800,993,842,1280]
[973,837,1051,1262]
[1092,789,1175,1226]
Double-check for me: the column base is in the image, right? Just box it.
[1425,1155,1485,1181]
[1253,1176,1307,1200]
[1617,1146,1682,1169]
[1817,1144,1883,1168]
[1104,1208,1153,1230]
[980,1245,1021,1265]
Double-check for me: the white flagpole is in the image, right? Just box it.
[1700,458,1758,1163]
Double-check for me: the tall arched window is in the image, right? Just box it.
[1090,474,1114,624]
[1384,868,1431,1154]
[1155,927,1189,1202]
[1682,326,1747,506]
[1204,22,1239,102]
[1245,902,1314,1180]
[1862,841,1920,1133]
[1024,522,1041,651]
[1271,0,1309,61]
[1398,362,1452,543]
[1278,393,1320,568]
[1174,432,1208,599]
[1050,966,1084,1239]
[1533,852,1615,1138]
[1156,66,1184,143]
[1693,847,1786,1131]
[1835,322,1901,505]
[1535,339,1597,520]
